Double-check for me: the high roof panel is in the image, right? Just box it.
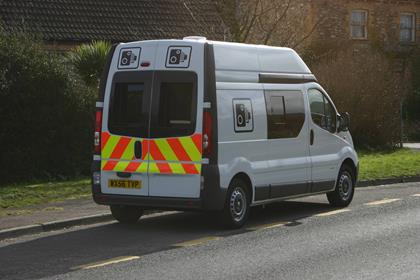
[210,41,312,83]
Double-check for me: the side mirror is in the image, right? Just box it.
[338,112,350,132]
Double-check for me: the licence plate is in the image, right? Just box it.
[108,179,141,189]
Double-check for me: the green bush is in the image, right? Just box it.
[69,40,111,88]
[0,31,95,185]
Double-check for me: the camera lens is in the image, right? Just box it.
[237,115,244,126]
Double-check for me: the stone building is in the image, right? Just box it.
[307,0,420,55]
[0,0,225,51]
[303,0,420,142]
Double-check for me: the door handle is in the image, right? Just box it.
[310,129,314,145]
[134,141,142,159]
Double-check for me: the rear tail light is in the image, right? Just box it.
[94,109,102,154]
[203,110,212,157]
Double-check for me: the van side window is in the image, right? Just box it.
[264,91,305,139]
[308,89,336,133]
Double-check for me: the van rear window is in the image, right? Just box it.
[158,83,194,126]
[108,83,149,137]
[150,72,197,138]
[107,71,197,139]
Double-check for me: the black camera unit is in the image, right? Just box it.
[236,103,251,127]
[169,49,188,65]
[120,50,137,66]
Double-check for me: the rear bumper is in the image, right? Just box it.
[91,161,225,211]
[93,192,202,210]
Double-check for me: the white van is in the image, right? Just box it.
[92,37,358,228]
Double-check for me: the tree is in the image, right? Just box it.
[69,41,111,88]
[214,0,322,48]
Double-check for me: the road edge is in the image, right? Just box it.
[0,213,112,241]
[1,176,420,241]
[357,175,420,187]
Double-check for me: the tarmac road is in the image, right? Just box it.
[1,182,419,280]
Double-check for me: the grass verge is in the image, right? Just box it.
[358,148,420,181]
[0,178,90,215]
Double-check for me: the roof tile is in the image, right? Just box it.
[0,0,225,42]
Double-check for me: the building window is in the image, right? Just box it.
[400,13,416,42]
[350,10,368,39]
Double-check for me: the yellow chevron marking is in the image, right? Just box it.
[120,138,135,160]
[364,198,401,206]
[113,161,130,172]
[102,135,120,159]
[168,162,186,174]
[179,137,201,162]
[194,163,201,173]
[155,139,179,161]
[148,154,159,173]
[134,161,146,173]
[72,256,140,270]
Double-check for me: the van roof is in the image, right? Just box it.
[119,37,314,83]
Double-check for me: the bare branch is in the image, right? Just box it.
[292,15,323,48]
[262,0,291,44]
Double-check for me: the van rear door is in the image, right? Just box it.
[147,71,202,198]
[100,71,152,196]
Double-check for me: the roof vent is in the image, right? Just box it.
[183,36,207,41]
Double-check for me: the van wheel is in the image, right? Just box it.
[327,165,355,207]
[221,178,250,229]
[110,205,144,224]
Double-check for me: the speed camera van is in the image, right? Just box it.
[91,37,358,228]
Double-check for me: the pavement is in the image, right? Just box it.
[403,142,420,150]
[0,182,419,280]
[0,198,109,231]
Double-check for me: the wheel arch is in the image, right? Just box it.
[341,158,358,185]
[230,172,253,203]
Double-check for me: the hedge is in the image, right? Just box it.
[0,31,95,185]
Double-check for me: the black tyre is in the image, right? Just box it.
[327,165,355,207]
[110,205,144,224]
[221,178,250,229]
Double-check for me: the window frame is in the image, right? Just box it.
[350,10,368,40]
[307,88,338,134]
[400,12,416,43]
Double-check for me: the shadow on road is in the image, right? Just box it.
[0,200,335,280]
